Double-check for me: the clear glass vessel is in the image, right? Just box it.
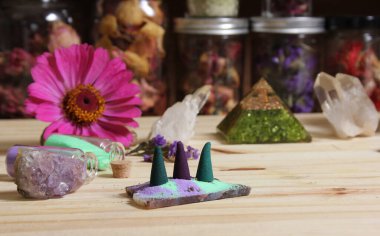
[251,17,324,113]
[95,0,167,115]
[43,134,126,170]
[175,18,249,115]
[6,145,98,180]
[65,135,125,162]
[262,0,312,17]
[0,0,78,118]
[325,16,380,110]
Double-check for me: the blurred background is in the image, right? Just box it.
[1,0,380,118]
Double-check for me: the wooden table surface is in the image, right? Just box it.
[1,114,380,236]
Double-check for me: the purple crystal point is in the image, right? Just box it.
[173,141,191,180]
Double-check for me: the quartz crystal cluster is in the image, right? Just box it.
[314,72,379,138]
[150,85,211,143]
[15,149,88,199]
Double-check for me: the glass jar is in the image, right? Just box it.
[175,18,249,115]
[262,0,312,17]
[0,0,79,118]
[94,0,167,115]
[251,17,324,113]
[187,0,239,17]
[325,16,380,110]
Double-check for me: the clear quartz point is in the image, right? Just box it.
[150,85,211,143]
[314,72,379,138]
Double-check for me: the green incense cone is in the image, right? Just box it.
[150,147,168,187]
[196,142,214,182]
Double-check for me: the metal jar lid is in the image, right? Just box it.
[251,17,325,34]
[175,17,249,35]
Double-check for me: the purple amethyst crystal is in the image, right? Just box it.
[15,150,87,199]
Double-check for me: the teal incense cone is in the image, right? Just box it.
[150,147,168,187]
[196,142,214,182]
[173,141,191,180]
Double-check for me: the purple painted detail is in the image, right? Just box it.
[130,179,204,199]
[6,145,27,177]
[137,185,175,197]
[173,142,191,180]
[175,179,202,195]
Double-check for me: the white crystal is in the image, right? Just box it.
[314,72,379,138]
[150,85,211,143]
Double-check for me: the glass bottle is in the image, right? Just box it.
[6,145,98,180]
[7,146,98,199]
[175,17,249,115]
[325,16,380,110]
[251,17,325,113]
[44,134,125,170]
[94,0,167,115]
[262,0,313,17]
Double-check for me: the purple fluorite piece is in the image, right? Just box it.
[15,150,87,199]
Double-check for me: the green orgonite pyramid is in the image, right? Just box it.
[217,79,312,144]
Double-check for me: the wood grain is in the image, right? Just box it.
[1,114,380,236]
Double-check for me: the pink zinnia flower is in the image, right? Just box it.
[25,44,141,146]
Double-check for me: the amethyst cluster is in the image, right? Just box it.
[15,150,87,199]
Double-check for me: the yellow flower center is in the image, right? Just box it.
[63,85,105,125]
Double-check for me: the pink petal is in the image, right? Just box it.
[99,117,139,128]
[35,52,52,65]
[92,57,127,89]
[35,103,63,122]
[102,81,141,102]
[106,97,141,107]
[24,98,40,115]
[42,119,67,140]
[82,47,110,85]
[103,106,142,119]
[54,44,94,88]
[57,121,76,134]
[90,122,134,147]
[31,63,66,96]
[27,83,61,104]
[81,128,91,136]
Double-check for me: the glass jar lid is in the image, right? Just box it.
[175,17,249,35]
[251,17,325,34]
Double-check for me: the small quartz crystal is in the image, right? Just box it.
[150,85,211,143]
[15,149,88,199]
[314,72,379,138]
